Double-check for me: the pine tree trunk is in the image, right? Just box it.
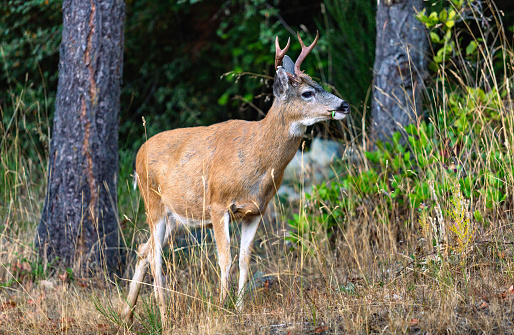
[37,0,125,272]
[371,0,427,143]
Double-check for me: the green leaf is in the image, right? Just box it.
[403,151,411,162]
[450,0,464,9]
[448,9,456,20]
[466,41,477,55]
[217,92,230,106]
[423,12,439,28]
[445,20,455,28]
[232,47,243,56]
[392,132,402,146]
[405,124,417,135]
[430,32,441,44]
[416,8,427,22]
[435,43,454,63]
[243,93,253,102]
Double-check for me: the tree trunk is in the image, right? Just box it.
[37,0,125,272]
[371,0,427,144]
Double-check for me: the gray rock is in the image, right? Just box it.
[283,150,312,182]
[276,184,301,202]
[309,137,342,166]
[282,138,343,184]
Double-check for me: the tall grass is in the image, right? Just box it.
[0,76,50,276]
[0,0,513,333]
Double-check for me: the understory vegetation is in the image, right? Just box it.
[1,0,514,334]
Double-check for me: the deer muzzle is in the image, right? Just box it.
[331,101,351,120]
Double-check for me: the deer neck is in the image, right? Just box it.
[256,99,303,172]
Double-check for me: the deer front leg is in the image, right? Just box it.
[237,216,260,311]
[212,210,232,303]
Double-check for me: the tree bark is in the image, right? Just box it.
[371,0,427,144]
[37,0,125,272]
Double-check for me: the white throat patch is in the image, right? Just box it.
[289,116,329,137]
[289,122,307,137]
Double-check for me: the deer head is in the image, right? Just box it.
[272,31,350,136]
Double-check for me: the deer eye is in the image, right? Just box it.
[301,91,314,99]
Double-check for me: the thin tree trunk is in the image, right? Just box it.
[37,0,125,272]
[371,0,427,144]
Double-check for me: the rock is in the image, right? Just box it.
[276,185,301,202]
[309,137,342,166]
[282,138,343,184]
[283,150,312,182]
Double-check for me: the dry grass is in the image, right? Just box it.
[1,204,514,334]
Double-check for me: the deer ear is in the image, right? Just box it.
[273,67,290,99]
[282,55,295,75]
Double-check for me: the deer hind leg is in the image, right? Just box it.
[212,209,232,303]
[123,202,164,324]
[237,216,261,311]
[148,215,169,326]
[123,238,151,324]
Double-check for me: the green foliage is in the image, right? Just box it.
[0,0,59,163]
[0,0,62,150]
[92,294,124,328]
[121,0,295,153]
[289,0,513,251]
[137,295,163,334]
[0,0,61,95]
[417,0,465,66]
[416,0,504,76]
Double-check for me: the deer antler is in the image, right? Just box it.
[275,36,291,70]
[294,31,319,75]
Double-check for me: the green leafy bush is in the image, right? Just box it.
[289,0,513,253]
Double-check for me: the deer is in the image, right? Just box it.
[122,31,350,326]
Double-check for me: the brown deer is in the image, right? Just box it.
[123,31,350,325]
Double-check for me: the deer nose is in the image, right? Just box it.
[338,101,351,114]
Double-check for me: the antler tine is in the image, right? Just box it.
[275,36,291,70]
[294,30,320,75]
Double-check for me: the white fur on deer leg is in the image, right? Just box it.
[237,216,261,310]
[152,217,167,309]
[131,257,149,292]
